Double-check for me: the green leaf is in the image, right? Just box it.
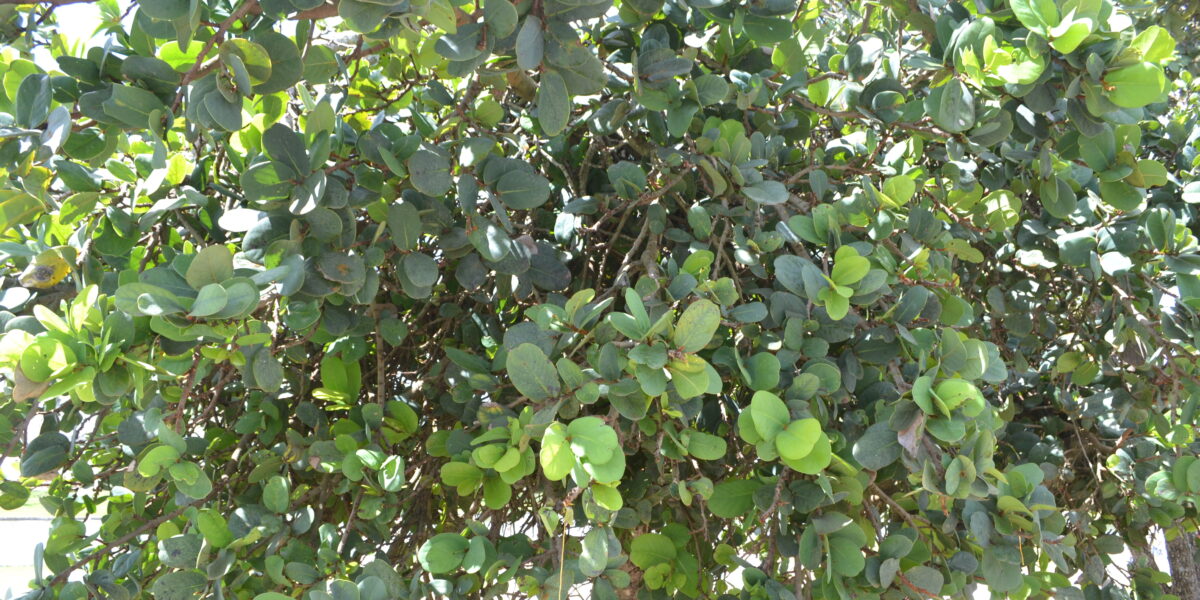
[0,191,45,235]
[581,446,625,483]
[407,150,453,196]
[253,32,303,94]
[820,288,850,320]
[262,124,308,175]
[140,0,190,20]
[1039,176,1076,219]
[782,432,831,474]
[388,201,422,250]
[852,423,902,470]
[417,533,470,574]
[567,416,618,463]
[303,45,339,83]
[496,170,552,209]
[1008,0,1057,33]
[185,246,234,289]
[402,252,439,287]
[607,161,648,199]
[580,527,609,577]
[537,71,570,136]
[482,477,511,509]
[904,566,945,596]
[189,283,228,317]
[708,479,759,518]
[435,24,485,61]
[673,299,721,353]
[242,160,297,201]
[592,483,623,511]
[318,252,366,285]
[0,481,31,510]
[879,174,915,207]
[219,39,273,85]
[539,423,575,481]
[484,0,518,37]
[159,534,202,569]
[103,84,168,129]
[933,79,975,133]
[516,16,544,70]
[195,509,232,548]
[686,430,727,460]
[138,444,181,477]
[15,73,52,128]
[829,536,865,576]
[1129,26,1175,64]
[506,343,561,400]
[667,355,710,399]
[749,391,790,442]
[20,432,69,478]
[1103,63,1167,108]
[831,245,870,286]
[1186,460,1200,493]
[629,533,676,568]
[982,190,1022,230]
[1099,180,1143,211]
[1049,19,1091,53]
[775,419,821,461]
[742,180,788,205]
[150,570,207,600]
[440,462,483,489]
[932,378,981,411]
[263,475,289,513]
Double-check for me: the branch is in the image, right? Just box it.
[292,1,338,19]
[47,495,209,587]
[171,0,262,112]
[869,482,931,530]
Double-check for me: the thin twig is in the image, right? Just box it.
[171,0,263,113]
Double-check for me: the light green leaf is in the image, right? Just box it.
[831,245,870,286]
[629,533,676,568]
[782,432,831,474]
[1103,63,1167,108]
[673,299,721,353]
[539,423,575,481]
[567,416,618,463]
[749,390,790,441]
[775,418,821,461]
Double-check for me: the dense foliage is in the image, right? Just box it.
[0,0,1199,597]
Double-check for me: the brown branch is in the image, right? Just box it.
[47,494,212,588]
[171,0,262,112]
[869,482,931,530]
[0,406,39,466]
[293,0,338,18]
[896,572,939,597]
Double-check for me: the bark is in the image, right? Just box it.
[1167,530,1200,600]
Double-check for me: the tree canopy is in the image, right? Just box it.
[0,0,1198,598]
